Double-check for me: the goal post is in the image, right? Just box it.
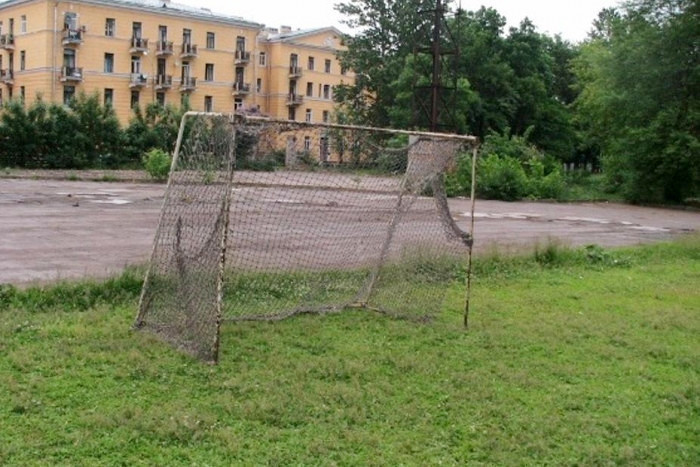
[135,112,478,363]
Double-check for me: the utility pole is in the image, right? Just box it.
[415,0,461,133]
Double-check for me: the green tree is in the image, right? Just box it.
[69,92,122,168]
[575,0,699,202]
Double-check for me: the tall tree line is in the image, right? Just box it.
[335,0,698,203]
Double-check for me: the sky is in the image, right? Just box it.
[178,0,624,43]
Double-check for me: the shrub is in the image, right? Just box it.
[143,148,171,181]
[478,155,528,201]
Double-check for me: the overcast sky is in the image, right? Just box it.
[179,0,623,43]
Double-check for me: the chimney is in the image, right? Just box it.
[280,25,292,34]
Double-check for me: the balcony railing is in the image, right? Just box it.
[62,28,83,46]
[129,73,148,88]
[180,76,197,92]
[232,81,250,95]
[286,93,303,106]
[154,74,173,90]
[0,34,15,50]
[180,43,198,58]
[60,66,83,82]
[156,40,174,56]
[0,69,14,84]
[129,37,149,54]
[289,65,303,78]
[234,50,251,64]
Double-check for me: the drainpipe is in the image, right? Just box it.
[52,2,58,102]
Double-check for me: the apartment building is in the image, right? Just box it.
[0,0,351,126]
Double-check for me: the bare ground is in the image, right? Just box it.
[1,177,698,286]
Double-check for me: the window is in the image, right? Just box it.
[62,49,75,69]
[104,88,113,106]
[290,53,298,68]
[20,51,25,71]
[130,90,139,109]
[235,36,245,51]
[132,22,142,39]
[0,88,3,106]
[204,96,213,112]
[206,32,215,49]
[234,98,243,111]
[256,78,262,93]
[105,18,115,37]
[63,13,76,31]
[104,53,114,73]
[304,136,311,151]
[158,25,167,42]
[20,15,26,33]
[288,107,296,121]
[182,28,191,44]
[305,108,312,123]
[0,21,3,36]
[63,85,75,105]
[341,64,348,76]
[259,52,266,66]
[306,82,313,97]
[205,63,214,81]
[323,84,331,100]
[156,92,165,106]
[322,110,330,123]
[308,56,314,71]
[130,56,141,74]
[320,136,329,162]
[20,85,25,103]
[181,94,189,108]
[325,59,331,73]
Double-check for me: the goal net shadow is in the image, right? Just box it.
[135,112,478,363]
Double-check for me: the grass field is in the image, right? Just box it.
[1,237,699,464]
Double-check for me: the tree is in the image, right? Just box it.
[574,0,699,202]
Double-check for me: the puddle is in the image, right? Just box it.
[90,199,132,205]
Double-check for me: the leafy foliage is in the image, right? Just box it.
[143,148,171,181]
[0,95,187,170]
[574,0,699,202]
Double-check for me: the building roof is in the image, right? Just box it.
[264,26,346,43]
[0,0,263,28]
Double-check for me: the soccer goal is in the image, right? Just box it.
[134,112,478,363]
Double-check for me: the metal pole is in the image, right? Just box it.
[464,144,478,328]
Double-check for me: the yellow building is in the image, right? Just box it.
[0,0,351,126]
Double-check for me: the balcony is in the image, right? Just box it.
[129,73,148,88]
[60,66,83,82]
[154,74,173,90]
[286,93,303,106]
[129,37,149,54]
[0,34,15,50]
[289,65,303,78]
[156,40,174,56]
[180,76,197,92]
[0,69,14,85]
[180,43,198,59]
[62,28,83,46]
[232,81,250,96]
[234,50,250,65]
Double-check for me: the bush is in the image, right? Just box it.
[478,155,529,201]
[143,148,171,181]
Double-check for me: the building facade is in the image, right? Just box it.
[0,0,351,124]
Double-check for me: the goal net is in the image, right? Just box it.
[135,112,477,363]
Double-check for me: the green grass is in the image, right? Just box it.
[560,172,624,202]
[1,238,699,464]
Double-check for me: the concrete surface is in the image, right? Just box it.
[1,178,697,285]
